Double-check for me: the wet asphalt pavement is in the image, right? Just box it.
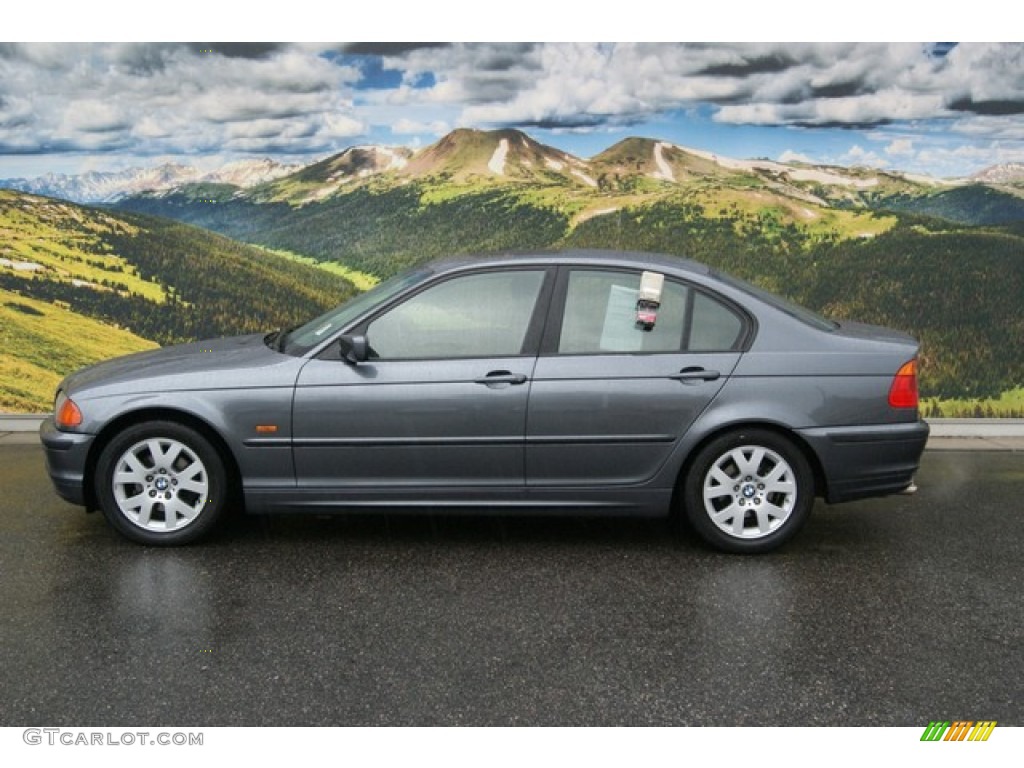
[0,443,1021,726]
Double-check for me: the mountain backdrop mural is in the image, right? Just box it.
[1,43,1023,415]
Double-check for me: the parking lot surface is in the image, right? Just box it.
[0,444,1021,726]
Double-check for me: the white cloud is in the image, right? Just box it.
[947,114,1024,141]
[1,42,1022,178]
[320,113,365,139]
[716,91,947,127]
[60,100,130,133]
[779,150,815,164]
[842,145,886,168]
[885,139,915,157]
[379,42,1024,136]
[0,43,365,158]
[915,143,1024,177]
[391,118,450,135]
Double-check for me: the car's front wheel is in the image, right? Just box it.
[95,421,228,545]
[683,429,814,554]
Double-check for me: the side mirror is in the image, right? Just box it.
[338,334,368,364]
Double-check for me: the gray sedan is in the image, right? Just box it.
[41,250,928,553]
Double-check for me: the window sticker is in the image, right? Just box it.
[636,271,664,331]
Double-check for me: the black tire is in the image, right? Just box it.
[94,420,229,546]
[683,428,814,554]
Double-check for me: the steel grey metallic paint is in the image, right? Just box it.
[40,250,929,548]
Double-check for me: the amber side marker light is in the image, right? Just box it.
[888,360,919,408]
[255,425,278,434]
[56,396,84,428]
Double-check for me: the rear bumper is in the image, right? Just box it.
[797,420,930,504]
[39,417,95,506]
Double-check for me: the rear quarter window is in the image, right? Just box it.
[688,291,745,351]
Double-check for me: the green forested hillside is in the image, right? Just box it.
[118,183,1024,402]
[563,206,1024,399]
[876,186,1024,226]
[0,190,357,410]
[99,211,357,342]
[27,128,1024,412]
[806,223,1024,400]
[119,185,571,277]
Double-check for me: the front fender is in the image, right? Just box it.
[79,386,298,493]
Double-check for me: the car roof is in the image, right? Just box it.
[427,249,713,277]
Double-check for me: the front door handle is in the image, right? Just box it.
[668,367,721,382]
[474,370,529,387]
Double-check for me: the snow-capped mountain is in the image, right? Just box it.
[238,145,416,203]
[971,162,1024,184]
[1,164,199,203]
[202,158,305,188]
[1,158,301,203]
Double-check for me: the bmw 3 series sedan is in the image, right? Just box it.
[41,250,929,553]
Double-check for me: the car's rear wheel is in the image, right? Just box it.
[95,421,228,545]
[684,428,813,554]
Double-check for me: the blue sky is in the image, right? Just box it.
[1,42,1022,179]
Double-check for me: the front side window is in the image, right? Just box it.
[281,268,430,356]
[367,270,546,359]
[558,270,689,354]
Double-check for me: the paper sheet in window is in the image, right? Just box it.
[600,284,642,351]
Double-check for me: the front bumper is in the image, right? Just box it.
[797,419,930,504]
[39,416,95,506]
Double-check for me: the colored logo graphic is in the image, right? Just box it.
[921,721,997,741]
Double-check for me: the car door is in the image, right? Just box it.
[526,267,748,486]
[292,267,553,492]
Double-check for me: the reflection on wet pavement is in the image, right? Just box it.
[1,447,1021,725]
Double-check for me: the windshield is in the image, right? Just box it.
[713,271,839,332]
[277,268,431,356]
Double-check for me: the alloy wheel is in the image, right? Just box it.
[111,437,209,532]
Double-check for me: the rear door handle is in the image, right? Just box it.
[668,367,721,382]
[474,370,528,386]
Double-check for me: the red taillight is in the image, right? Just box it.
[56,395,83,428]
[888,360,919,409]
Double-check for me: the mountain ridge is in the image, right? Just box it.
[1,158,303,204]
[8,127,1017,206]
[103,128,1024,227]
[970,162,1024,184]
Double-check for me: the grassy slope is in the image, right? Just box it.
[0,189,166,302]
[254,246,380,290]
[1,190,360,412]
[0,288,156,411]
[922,387,1024,418]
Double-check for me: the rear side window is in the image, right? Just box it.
[555,268,747,354]
[558,270,689,354]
